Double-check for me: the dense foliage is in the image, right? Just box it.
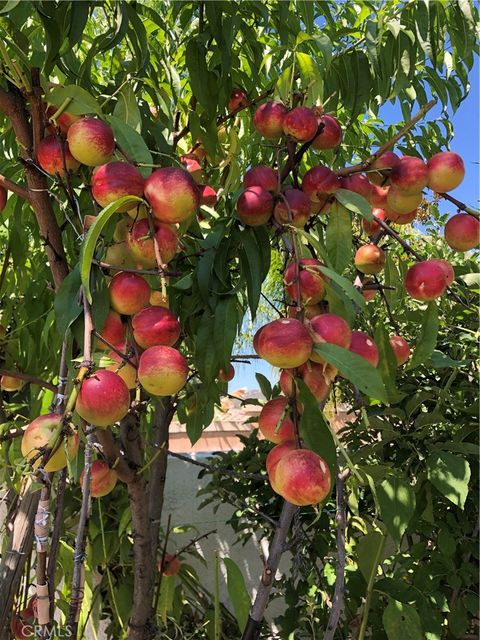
[0,1,478,639]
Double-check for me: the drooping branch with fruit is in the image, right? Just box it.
[0,2,478,640]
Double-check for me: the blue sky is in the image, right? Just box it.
[230,59,479,392]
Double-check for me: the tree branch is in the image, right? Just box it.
[0,368,57,392]
[438,191,479,217]
[324,467,350,640]
[0,174,30,202]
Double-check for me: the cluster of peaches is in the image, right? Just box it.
[16,108,213,496]
[241,97,478,506]
[236,99,478,303]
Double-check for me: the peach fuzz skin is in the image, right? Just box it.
[253,318,313,369]
[144,167,199,224]
[274,449,332,506]
[67,117,115,166]
[81,460,118,497]
[138,345,188,396]
[21,414,79,472]
[76,370,130,428]
[91,161,144,211]
[132,306,181,349]
[258,397,296,444]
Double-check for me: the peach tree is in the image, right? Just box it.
[0,1,478,639]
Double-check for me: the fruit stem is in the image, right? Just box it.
[47,97,72,124]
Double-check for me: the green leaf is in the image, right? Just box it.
[325,202,352,273]
[255,373,272,400]
[224,558,250,634]
[377,476,416,546]
[240,229,263,318]
[195,311,219,383]
[383,599,423,640]
[356,531,386,583]
[296,51,323,103]
[90,268,110,333]
[374,326,402,404]
[185,39,218,114]
[113,84,142,132]
[79,196,143,303]
[430,350,470,369]
[426,451,470,509]
[319,266,365,309]
[157,575,176,623]
[409,302,439,368]
[105,116,153,176]
[297,380,336,478]
[335,188,373,220]
[47,85,101,115]
[54,267,82,334]
[214,296,238,371]
[276,63,293,103]
[313,344,389,403]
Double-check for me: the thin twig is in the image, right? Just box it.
[0,369,57,392]
[0,174,30,202]
[324,467,350,640]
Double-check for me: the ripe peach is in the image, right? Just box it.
[369,184,390,209]
[340,174,372,202]
[36,135,80,176]
[21,414,79,472]
[106,350,137,390]
[198,184,217,206]
[126,219,179,267]
[180,154,203,183]
[76,370,130,428]
[243,165,278,193]
[349,331,379,367]
[109,272,150,316]
[97,310,126,350]
[274,448,331,506]
[390,155,428,195]
[273,189,312,227]
[312,114,342,150]
[161,553,181,577]
[282,106,318,142]
[404,260,449,301]
[253,318,312,368]
[236,186,273,226]
[138,345,188,396]
[228,88,248,111]
[144,167,199,224]
[279,362,330,401]
[67,117,115,166]
[218,364,235,382]
[91,162,144,211]
[0,186,7,211]
[81,460,118,497]
[429,259,455,286]
[387,187,423,214]
[266,441,298,492]
[302,166,339,202]
[258,397,295,444]
[389,336,411,366]
[1,375,24,392]
[354,244,386,275]
[132,306,181,349]
[369,151,399,185]
[362,208,387,236]
[427,151,465,193]
[253,101,288,139]
[444,214,480,252]
[284,258,326,303]
[308,313,352,363]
